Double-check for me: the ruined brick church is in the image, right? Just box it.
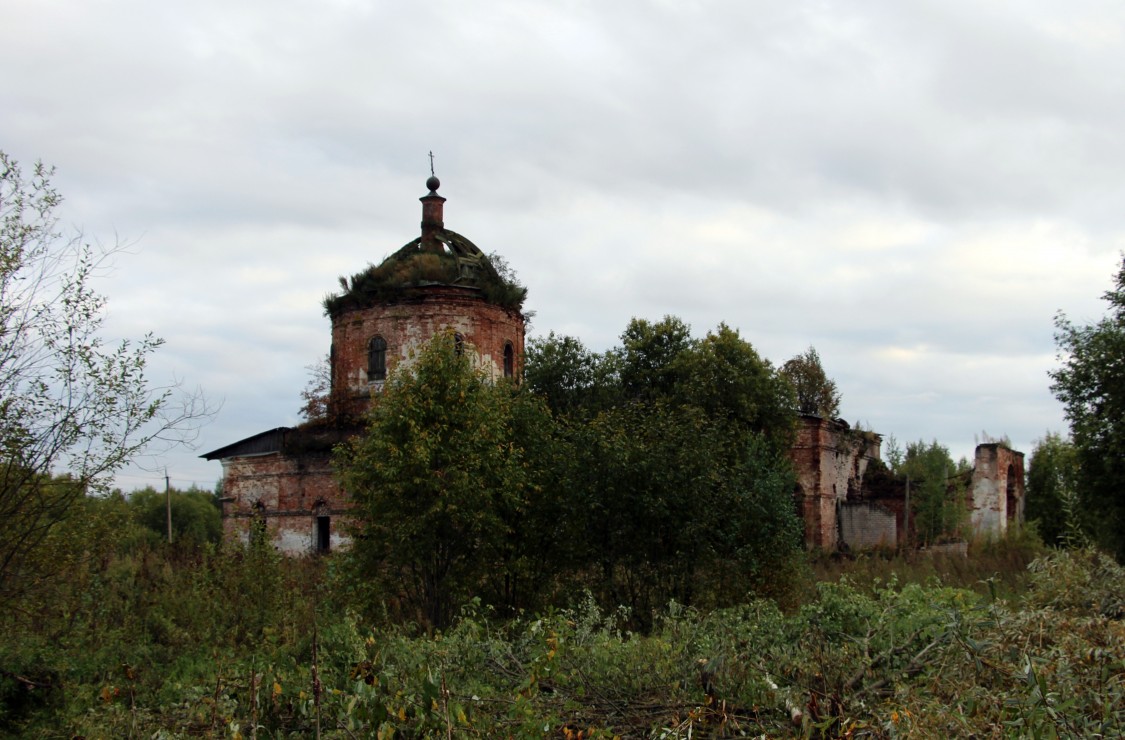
[203,176,525,552]
[203,178,1024,554]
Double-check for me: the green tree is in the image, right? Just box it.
[523,332,599,415]
[1050,256,1125,559]
[1025,433,1081,547]
[545,318,801,616]
[556,399,800,619]
[682,323,797,451]
[128,485,222,546]
[0,152,207,599]
[883,434,905,474]
[902,440,966,546]
[780,346,841,418]
[617,315,693,401]
[336,330,552,629]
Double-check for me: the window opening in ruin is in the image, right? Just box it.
[1006,464,1018,523]
[317,515,331,553]
[454,332,464,356]
[368,336,387,381]
[503,341,514,378]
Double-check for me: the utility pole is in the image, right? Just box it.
[165,468,172,544]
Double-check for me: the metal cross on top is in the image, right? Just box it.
[428,151,435,177]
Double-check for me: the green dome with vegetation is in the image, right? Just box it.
[323,229,527,318]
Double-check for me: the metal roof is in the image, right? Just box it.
[200,427,291,461]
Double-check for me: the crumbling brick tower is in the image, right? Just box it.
[324,176,526,420]
[203,177,527,554]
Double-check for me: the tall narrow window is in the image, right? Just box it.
[368,336,387,381]
[454,332,464,356]
[503,342,514,378]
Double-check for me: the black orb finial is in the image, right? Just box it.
[426,150,440,193]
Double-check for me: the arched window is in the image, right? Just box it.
[454,332,464,356]
[503,341,514,378]
[368,336,387,381]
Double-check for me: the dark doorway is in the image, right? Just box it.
[317,516,331,553]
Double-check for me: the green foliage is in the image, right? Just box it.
[681,323,797,452]
[616,315,694,401]
[523,318,802,618]
[780,345,842,419]
[1050,255,1125,559]
[336,329,553,629]
[883,433,905,474]
[7,540,1123,737]
[127,485,222,546]
[323,247,527,317]
[1025,547,1125,618]
[1026,432,1082,547]
[554,402,801,622]
[0,483,327,736]
[0,150,206,601]
[523,332,599,415]
[341,317,802,627]
[479,251,530,313]
[902,439,967,546]
[528,318,796,447]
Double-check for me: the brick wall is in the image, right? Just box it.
[969,444,1026,537]
[789,416,882,549]
[329,286,525,418]
[839,501,898,548]
[219,450,350,555]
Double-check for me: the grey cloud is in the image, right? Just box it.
[4,0,1121,489]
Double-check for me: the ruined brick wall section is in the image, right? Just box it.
[789,416,883,550]
[1003,446,1027,525]
[330,287,525,417]
[969,444,1026,537]
[839,502,898,548]
[791,417,837,549]
[219,452,351,555]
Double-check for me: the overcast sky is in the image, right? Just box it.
[2,0,1122,491]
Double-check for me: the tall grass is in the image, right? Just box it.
[808,525,1047,601]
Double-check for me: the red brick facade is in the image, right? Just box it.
[789,417,1029,550]
[330,286,524,419]
[969,443,1026,537]
[219,448,340,550]
[789,416,882,549]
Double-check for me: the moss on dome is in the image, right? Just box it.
[323,230,527,318]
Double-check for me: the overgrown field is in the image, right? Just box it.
[3,521,1122,738]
